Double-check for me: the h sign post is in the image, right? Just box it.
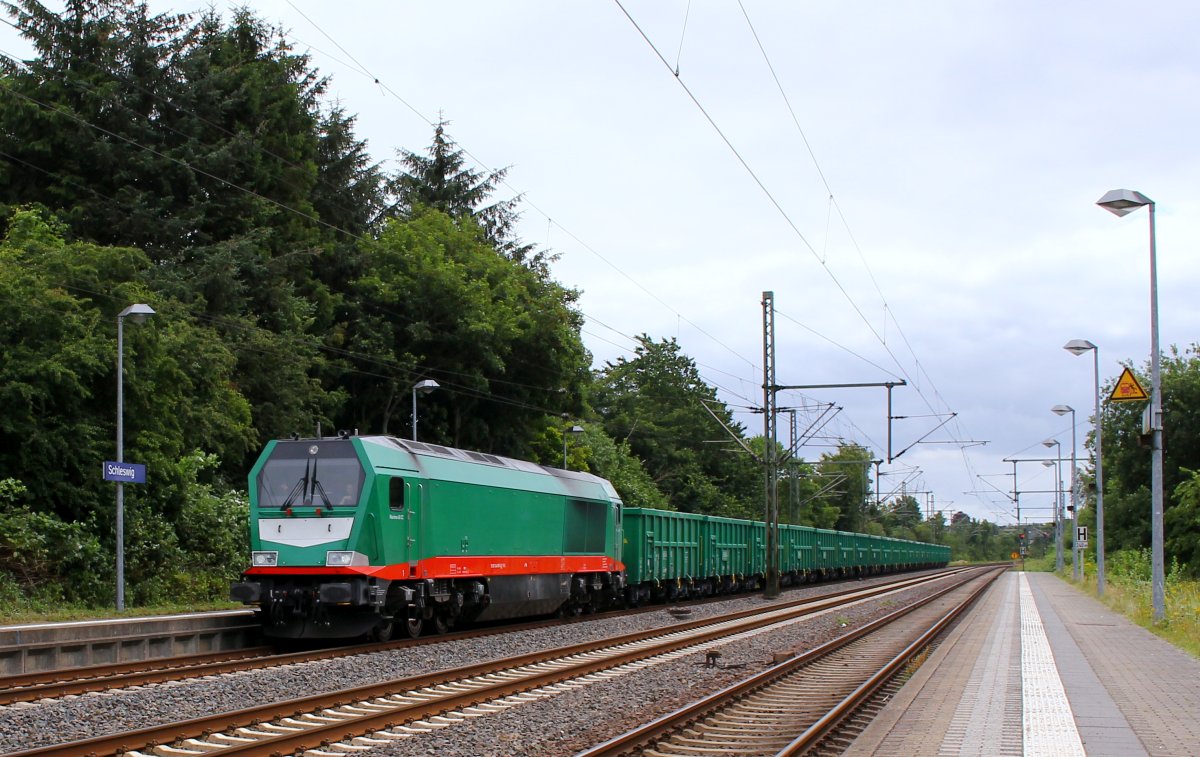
[1076,526,1089,548]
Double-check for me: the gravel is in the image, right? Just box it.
[0,571,951,755]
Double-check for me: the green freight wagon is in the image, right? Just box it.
[622,507,704,602]
[702,514,765,592]
[813,528,837,576]
[778,523,817,581]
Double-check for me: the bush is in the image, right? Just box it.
[0,478,110,608]
[0,450,249,614]
[1107,548,1152,583]
[123,451,249,605]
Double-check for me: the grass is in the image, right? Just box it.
[0,600,244,626]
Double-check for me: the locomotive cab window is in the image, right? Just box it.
[256,439,364,510]
[389,477,406,511]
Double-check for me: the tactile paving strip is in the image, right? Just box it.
[1020,572,1085,756]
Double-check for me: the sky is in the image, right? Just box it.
[5,1,1199,526]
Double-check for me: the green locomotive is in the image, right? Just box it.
[230,434,624,639]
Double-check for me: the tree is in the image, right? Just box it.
[0,2,381,456]
[1167,469,1200,574]
[944,514,1017,563]
[592,336,759,517]
[0,0,193,243]
[915,510,947,545]
[0,209,256,606]
[344,208,588,453]
[383,120,544,270]
[777,459,825,526]
[1094,346,1200,576]
[884,494,922,534]
[817,443,875,533]
[0,210,118,522]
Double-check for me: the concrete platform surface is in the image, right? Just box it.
[846,571,1200,756]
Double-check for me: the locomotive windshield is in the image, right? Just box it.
[257,440,365,510]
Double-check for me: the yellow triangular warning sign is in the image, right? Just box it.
[1110,367,1149,403]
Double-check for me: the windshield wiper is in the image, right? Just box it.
[280,475,307,511]
[304,456,332,512]
[311,480,332,511]
[281,457,313,511]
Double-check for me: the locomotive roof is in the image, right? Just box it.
[353,435,621,500]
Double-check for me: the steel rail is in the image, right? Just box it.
[0,647,274,705]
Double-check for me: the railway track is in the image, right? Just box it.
[0,600,700,705]
[0,569,970,707]
[579,565,1004,756]
[6,569,974,757]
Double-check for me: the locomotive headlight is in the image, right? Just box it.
[251,551,278,567]
[325,551,355,567]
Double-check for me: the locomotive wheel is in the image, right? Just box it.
[432,614,451,635]
[403,612,423,638]
[373,620,395,642]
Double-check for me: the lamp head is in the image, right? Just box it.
[1051,404,1073,416]
[567,424,584,435]
[118,303,155,324]
[1042,438,1059,449]
[413,379,439,395]
[1097,188,1152,217]
[1063,339,1096,356]
[1042,460,1055,468]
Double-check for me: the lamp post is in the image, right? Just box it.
[411,379,439,442]
[1065,339,1106,596]
[116,303,154,611]
[563,425,584,469]
[1042,439,1063,573]
[1097,189,1164,622]
[1052,405,1080,581]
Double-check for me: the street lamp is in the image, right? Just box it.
[563,425,584,469]
[1097,188,1164,622]
[1042,439,1063,572]
[1065,338,1106,596]
[411,379,439,442]
[116,303,154,611]
[1052,405,1079,581]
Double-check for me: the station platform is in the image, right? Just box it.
[846,570,1200,756]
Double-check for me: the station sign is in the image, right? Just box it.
[1076,526,1088,547]
[103,461,146,484]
